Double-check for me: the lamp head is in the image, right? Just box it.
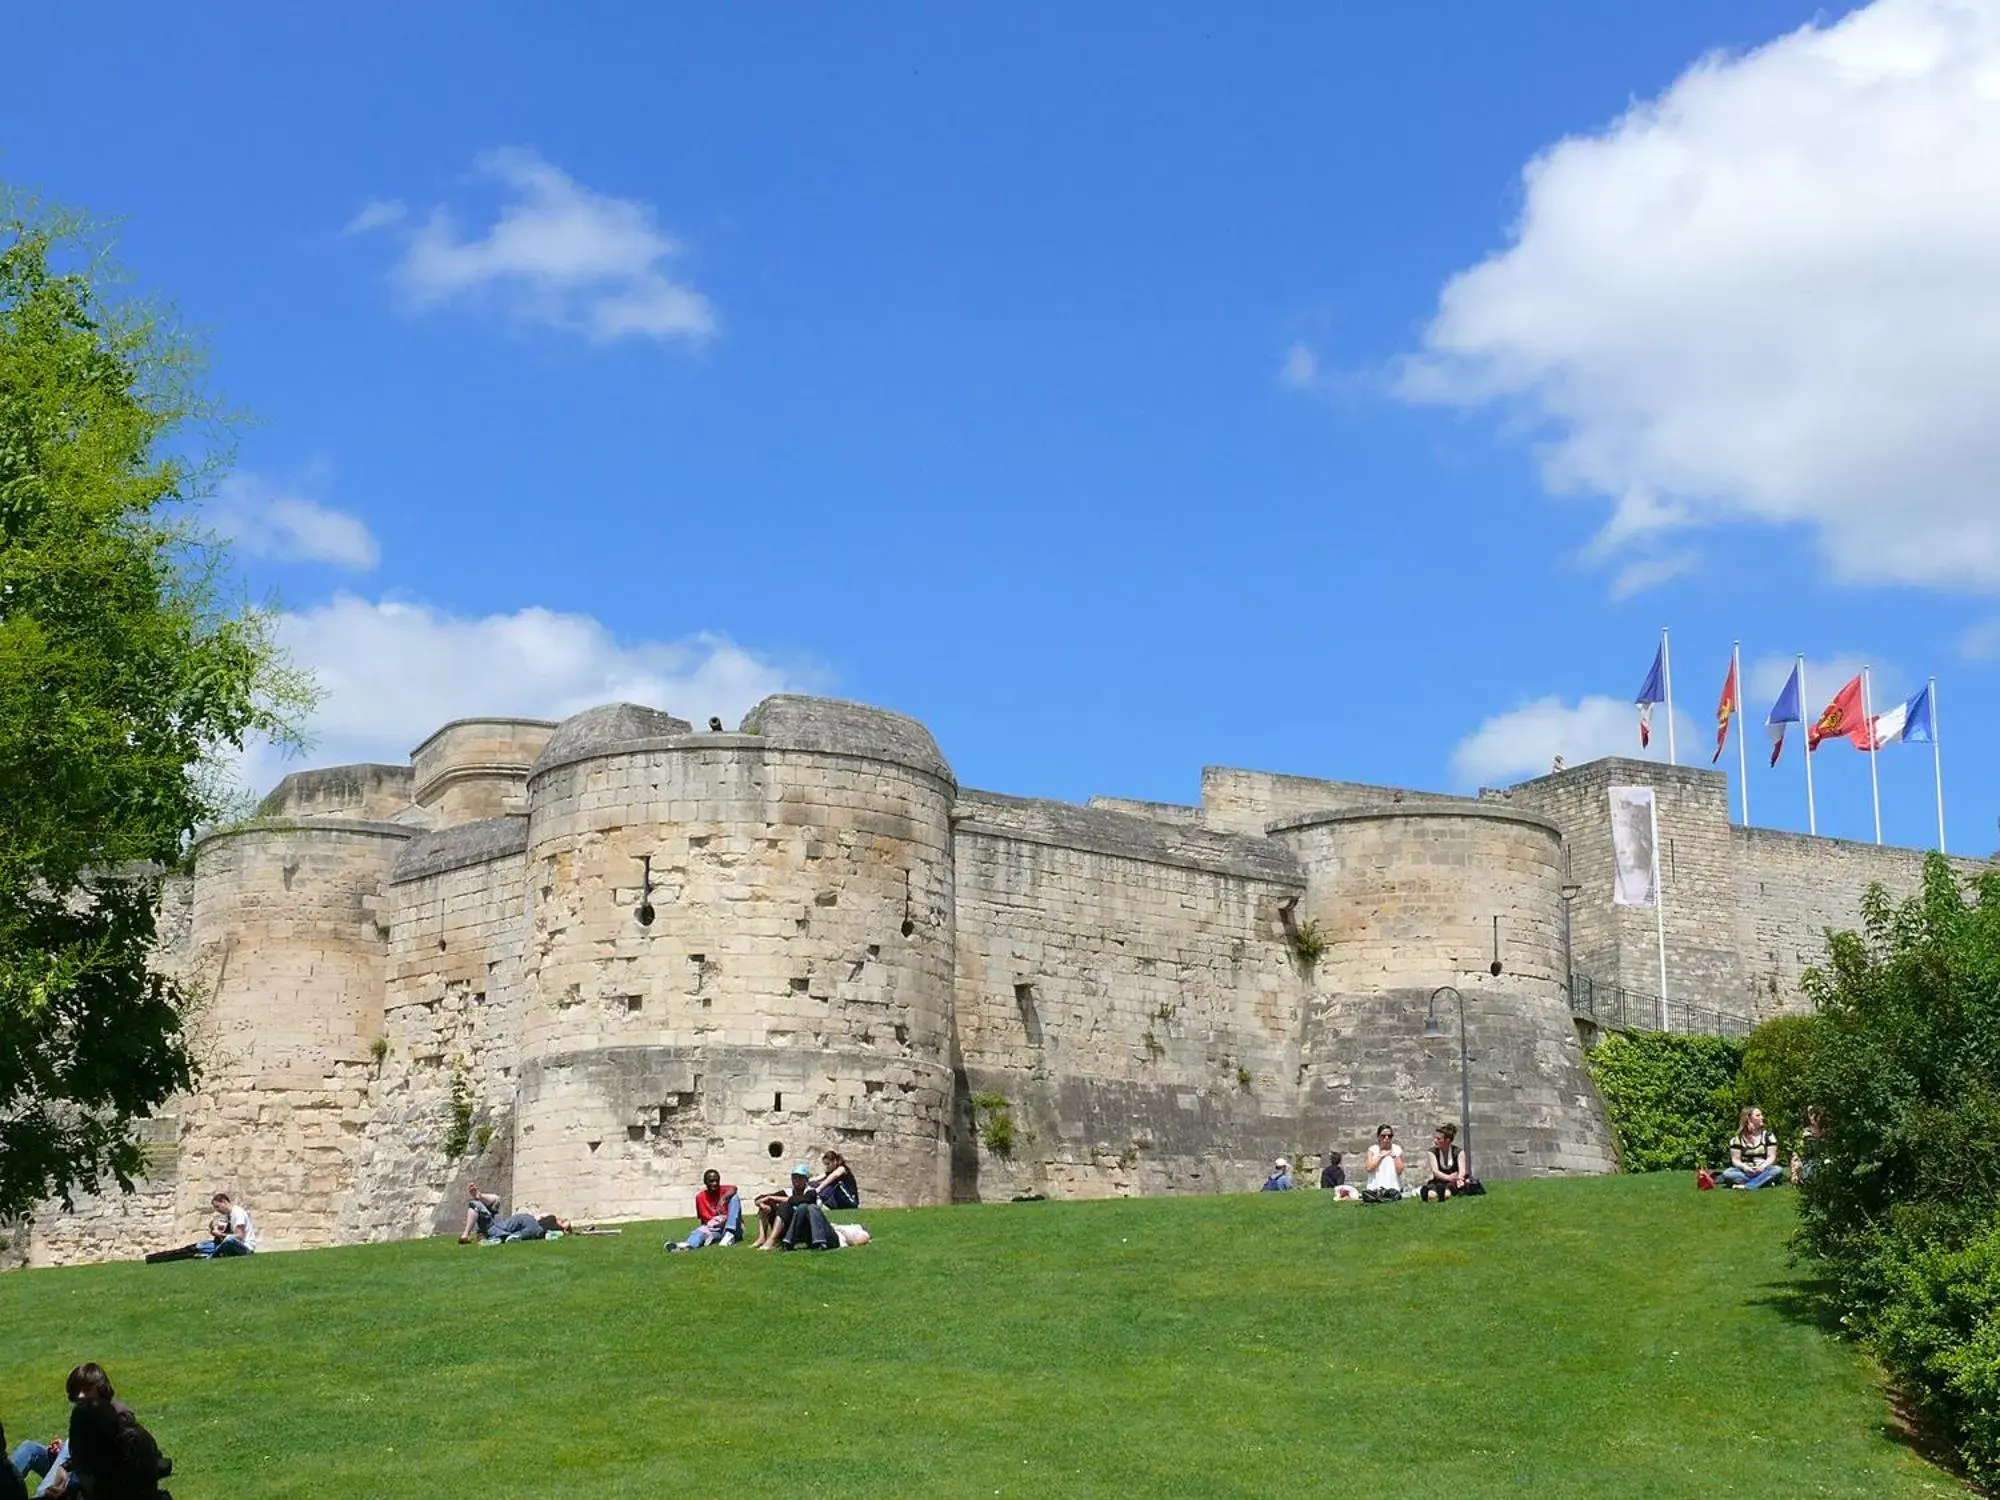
[1422,1015,1446,1040]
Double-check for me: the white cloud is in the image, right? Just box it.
[1402,0,2000,593]
[210,473,380,570]
[1451,695,1701,788]
[1280,344,1319,389]
[382,148,715,344]
[343,198,406,235]
[239,595,812,791]
[1961,619,2000,661]
[1607,552,1701,601]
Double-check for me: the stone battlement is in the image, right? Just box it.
[18,698,1990,1266]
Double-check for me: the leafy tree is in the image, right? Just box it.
[0,192,311,1219]
[1728,1012,1821,1146]
[1798,854,2000,1481]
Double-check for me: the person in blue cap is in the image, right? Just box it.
[752,1164,818,1250]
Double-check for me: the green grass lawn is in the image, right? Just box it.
[0,1174,1958,1499]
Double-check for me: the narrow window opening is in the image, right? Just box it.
[773,1091,784,1111]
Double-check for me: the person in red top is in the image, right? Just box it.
[664,1168,742,1251]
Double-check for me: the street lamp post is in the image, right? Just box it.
[1423,985,1470,1169]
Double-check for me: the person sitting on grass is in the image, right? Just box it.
[1791,1106,1825,1186]
[3,1419,35,1500]
[812,1150,861,1210]
[1719,1107,1783,1190]
[666,1169,742,1251]
[458,1183,503,1244]
[1419,1123,1472,1202]
[1260,1158,1294,1191]
[1362,1124,1405,1202]
[64,1364,171,1500]
[482,1212,571,1243]
[198,1193,255,1258]
[754,1165,817,1250]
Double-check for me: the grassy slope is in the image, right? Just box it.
[0,1175,1956,1499]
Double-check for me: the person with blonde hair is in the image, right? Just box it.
[1719,1106,1783,1190]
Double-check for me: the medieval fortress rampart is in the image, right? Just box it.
[19,696,1994,1266]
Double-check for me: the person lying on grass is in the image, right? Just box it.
[459,1183,503,1243]
[812,1150,861,1210]
[479,1212,572,1244]
[1362,1124,1405,1201]
[754,1166,817,1250]
[1419,1123,1472,1202]
[665,1169,741,1251]
[1718,1107,1783,1189]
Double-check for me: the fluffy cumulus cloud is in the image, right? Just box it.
[1451,695,1700,789]
[352,148,716,343]
[1402,0,2000,592]
[208,473,380,570]
[237,595,809,791]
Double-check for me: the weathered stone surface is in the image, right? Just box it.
[19,698,1990,1267]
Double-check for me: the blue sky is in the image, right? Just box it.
[5,1,1995,855]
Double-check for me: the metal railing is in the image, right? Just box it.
[1567,972,1756,1037]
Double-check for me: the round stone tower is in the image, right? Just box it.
[178,768,414,1247]
[511,695,957,1221]
[409,717,558,827]
[1273,804,1611,1177]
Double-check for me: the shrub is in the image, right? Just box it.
[1795,855,2000,1480]
[1585,1031,1743,1172]
[969,1091,1015,1156]
[1728,1013,1821,1145]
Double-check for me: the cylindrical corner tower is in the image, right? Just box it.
[180,812,411,1246]
[1273,804,1612,1177]
[410,718,559,827]
[512,696,957,1221]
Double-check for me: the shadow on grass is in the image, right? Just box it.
[1753,1275,1987,1497]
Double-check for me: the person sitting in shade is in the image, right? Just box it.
[1362,1124,1405,1202]
[1419,1123,1472,1202]
[1791,1106,1825,1185]
[1260,1158,1294,1191]
[812,1150,861,1210]
[1719,1106,1784,1190]
[458,1183,502,1244]
[665,1169,742,1251]
[753,1165,817,1250]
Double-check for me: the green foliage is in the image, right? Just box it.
[1586,1030,1743,1171]
[0,1177,1958,1496]
[369,1035,390,1064]
[1793,856,2000,1483]
[1872,1224,2000,1486]
[1289,918,1326,970]
[1728,1013,1822,1144]
[444,1065,474,1159]
[969,1091,1014,1155]
[473,1124,495,1154]
[0,192,313,1218]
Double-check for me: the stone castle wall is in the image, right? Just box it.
[17,697,1991,1266]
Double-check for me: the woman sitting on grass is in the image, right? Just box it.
[1362,1124,1404,1202]
[1719,1107,1783,1190]
[1419,1123,1472,1202]
[813,1151,861,1210]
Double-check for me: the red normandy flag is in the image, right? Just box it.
[1808,674,1871,751]
[1712,655,1740,763]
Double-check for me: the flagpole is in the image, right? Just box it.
[1931,676,1946,854]
[1798,654,1817,837]
[1650,794,1670,1030]
[1661,627,1677,767]
[1861,666,1883,845]
[1733,640,1751,827]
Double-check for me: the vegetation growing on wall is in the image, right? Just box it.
[969,1091,1015,1156]
[1586,1031,1745,1172]
[1288,918,1326,972]
[444,1065,475,1159]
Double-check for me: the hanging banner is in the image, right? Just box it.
[1609,786,1660,908]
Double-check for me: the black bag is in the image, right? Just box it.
[1459,1178,1486,1196]
[1359,1187,1402,1205]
